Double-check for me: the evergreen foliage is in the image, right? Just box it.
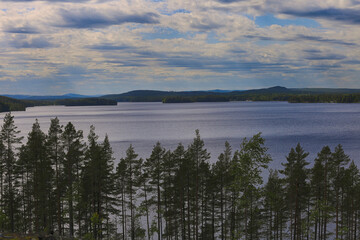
[0,114,359,239]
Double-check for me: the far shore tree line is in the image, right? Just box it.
[162,93,360,103]
[0,113,359,240]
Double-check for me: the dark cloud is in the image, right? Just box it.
[2,0,89,2]
[297,34,357,46]
[55,8,159,28]
[4,25,40,34]
[87,44,131,51]
[106,60,147,67]
[310,63,342,70]
[57,65,88,75]
[340,60,360,65]
[230,49,247,54]
[10,36,56,48]
[215,0,246,3]
[305,53,346,61]
[244,34,356,46]
[159,55,290,73]
[282,8,360,25]
[244,34,291,41]
[303,49,322,54]
[135,50,167,58]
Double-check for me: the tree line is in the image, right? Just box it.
[0,97,117,113]
[162,93,360,104]
[0,113,359,240]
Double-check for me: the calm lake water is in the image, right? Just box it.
[1,101,359,170]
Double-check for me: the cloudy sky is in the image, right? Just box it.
[1,0,360,95]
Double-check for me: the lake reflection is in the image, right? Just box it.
[1,101,359,170]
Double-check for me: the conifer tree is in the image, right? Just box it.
[213,141,233,240]
[281,143,309,240]
[311,146,333,240]
[62,122,84,237]
[0,132,4,227]
[263,170,286,240]
[47,117,64,235]
[171,143,188,239]
[330,144,350,239]
[187,129,210,240]
[341,161,359,240]
[122,145,143,240]
[0,113,23,232]
[101,134,117,237]
[231,133,271,239]
[115,158,128,240]
[162,149,179,239]
[81,127,116,239]
[25,120,53,232]
[144,142,165,240]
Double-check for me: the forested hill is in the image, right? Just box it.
[0,95,30,112]
[101,90,225,102]
[102,86,360,103]
[0,96,117,113]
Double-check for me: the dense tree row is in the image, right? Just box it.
[0,97,117,114]
[0,96,28,112]
[0,113,359,239]
[162,93,360,104]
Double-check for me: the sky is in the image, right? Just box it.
[1,0,360,95]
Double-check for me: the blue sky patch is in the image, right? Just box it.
[160,8,191,16]
[142,27,187,40]
[255,14,320,28]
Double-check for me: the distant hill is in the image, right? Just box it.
[206,89,236,93]
[101,90,223,102]
[291,88,360,94]
[0,96,117,113]
[101,86,293,102]
[0,96,32,112]
[2,87,360,111]
[3,93,99,100]
[102,86,360,103]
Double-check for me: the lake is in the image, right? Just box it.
[2,101,359,170]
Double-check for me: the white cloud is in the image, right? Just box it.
[0,0,360,94]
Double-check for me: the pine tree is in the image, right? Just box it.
[0,113,23,232]
[0,131,4,229]
[82,127,116,239]
[186,129,210,240]
[213,141,233,240]
[115,158,128,240]
[330,145,350,239]
[162,149,179,239]
[311,146,333,240]
[101,134,117,238]
[171,143,188,240]
[143,142,165,240]
[230,133,271,239]
[47,117,64,236]
[341,161,359,240]
[263,170,286,240]
[62,122,84,237]
[281,143,309,240]
[25,120,53,233]
[122,145,143,240]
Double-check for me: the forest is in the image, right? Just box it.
[161,93,360,103]
[0,113,359,240]
[101,87,360,103]
[0,97,117,113]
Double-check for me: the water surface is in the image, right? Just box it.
[2,101,359,170]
